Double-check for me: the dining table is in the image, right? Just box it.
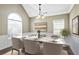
[12,34,71,54]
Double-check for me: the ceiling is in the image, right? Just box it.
[22,4,74,17]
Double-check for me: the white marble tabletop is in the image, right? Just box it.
[12,34,67,45]
[36,36,66,45]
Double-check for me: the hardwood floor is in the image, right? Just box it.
[64,46,74,55]
[4,50,24,55]
[0,46,73,55]
[3,50,68,55]
[0,47,12,55]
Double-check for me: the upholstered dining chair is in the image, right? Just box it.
[42,42,67,55]
[11,37,23,55]
[23,39,42,55]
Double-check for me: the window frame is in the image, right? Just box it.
[8,13,22,37]
[53,19,65,35]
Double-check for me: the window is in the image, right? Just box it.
[8,13,22,37]
[53,19,64,35]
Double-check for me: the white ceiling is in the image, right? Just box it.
[22,4,74,17]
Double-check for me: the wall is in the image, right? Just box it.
[0,35,12,50]
[30,14,69,33]
[69,4,79,33]
[67,4,79,54]
[0,4,30,35]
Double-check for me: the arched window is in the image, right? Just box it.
[8,13,22,37]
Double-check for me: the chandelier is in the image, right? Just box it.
[36,4,46,19]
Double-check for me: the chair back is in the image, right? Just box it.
[23,39,40,54]
[42,42,64,55]
[12,37,23,49]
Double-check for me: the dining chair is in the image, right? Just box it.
[42,42,67,55]
[11,37,23,55]
[23,39,42,55]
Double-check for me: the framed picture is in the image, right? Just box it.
[34,22,47,32]
[72,15,79,35]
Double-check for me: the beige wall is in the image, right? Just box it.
[30,14,69,33]
[69,4,79,33]
[0,4,30,35]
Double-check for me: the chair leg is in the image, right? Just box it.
[11,48,20,55]
[18,50,20,55]
[11,49,13,55]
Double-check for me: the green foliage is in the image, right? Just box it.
[60,29,69,37]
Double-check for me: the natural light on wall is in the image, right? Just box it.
[8,13,22,37]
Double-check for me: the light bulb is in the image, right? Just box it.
[36,15,41,19]
[42,16,45,19]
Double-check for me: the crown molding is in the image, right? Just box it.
[67,4,75,13]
